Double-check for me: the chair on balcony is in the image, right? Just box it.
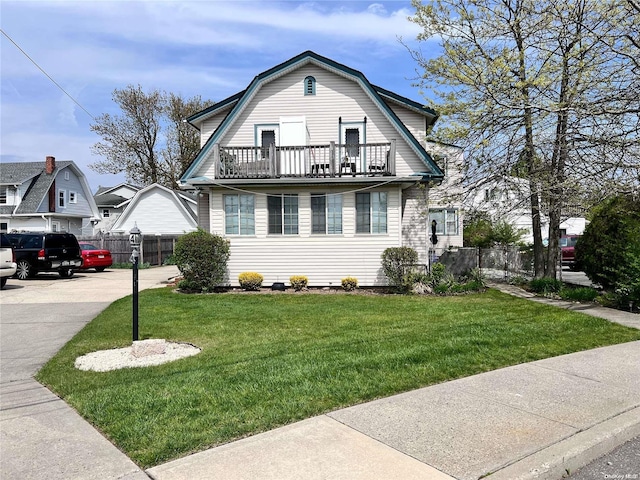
[310,162,331,177]
[368,150,389,175]
[219,152,237,177]
[339,156,357,177]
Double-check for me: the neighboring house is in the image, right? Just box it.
[92,183,140,233]
[110,183,198,235]
[180,51,466,287]
[466,175,588,244]
[425,142,465,257]
[0,156,100,235]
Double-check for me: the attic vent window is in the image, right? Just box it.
[304,76,316,96]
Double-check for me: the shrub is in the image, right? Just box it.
[559,287,599,303]
[111,262,151,270]
[238,272,263,291]
[341,276,358,291]
[509,275,529,287]
[408,272,430,285]
[381,247,419,292]
[467,267,486,288]
[434,283,450,295]
[576,194,640,308]
[289,275,308,291]
[529,277,563,294]
[174,228,230,293]
[429,263,447,288]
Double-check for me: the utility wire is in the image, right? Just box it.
[1,28,95,120]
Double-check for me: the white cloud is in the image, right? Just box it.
[1,0,432,191]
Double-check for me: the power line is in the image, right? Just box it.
[1,28,95,120]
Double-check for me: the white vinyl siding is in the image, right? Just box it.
[209,186,400,286]
[197,64,426,179]
[112,188,197,235]
[401,185,429,264]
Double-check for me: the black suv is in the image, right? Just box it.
[5,232,83,280]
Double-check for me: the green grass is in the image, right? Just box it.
[37,288,640,468]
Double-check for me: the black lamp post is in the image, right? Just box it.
[129,223,142,342]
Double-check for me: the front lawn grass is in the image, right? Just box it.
[37,288,640,468]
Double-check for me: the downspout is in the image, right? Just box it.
[424,182,430,273]
[40,214,49,231]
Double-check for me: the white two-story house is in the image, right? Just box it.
[180,51,463,287]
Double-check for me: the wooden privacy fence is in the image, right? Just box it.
[77,235,181,266]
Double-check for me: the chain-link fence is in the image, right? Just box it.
[437,246,535,280]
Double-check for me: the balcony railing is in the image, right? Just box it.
[212,140,396,179]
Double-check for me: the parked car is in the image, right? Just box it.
[560,235,581,270]
[5,232,83,280]
[78,243,113,272]
[1,233,18,289]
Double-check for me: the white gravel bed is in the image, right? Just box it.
[75,341,201,372]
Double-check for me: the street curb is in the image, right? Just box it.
[486,406,640,480]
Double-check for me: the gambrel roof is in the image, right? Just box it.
[1,161,98,216]
[181,50,444,184]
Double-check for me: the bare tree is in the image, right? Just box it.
[90,85,210,188]
[409,0,640,278]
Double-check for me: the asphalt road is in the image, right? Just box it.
[560,268,594,287]
[568,435,640,479]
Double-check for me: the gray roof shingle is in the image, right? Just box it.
[2,161,73,214]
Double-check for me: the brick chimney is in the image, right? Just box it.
[45,156,56,175]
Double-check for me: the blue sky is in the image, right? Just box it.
[1,0,437,192]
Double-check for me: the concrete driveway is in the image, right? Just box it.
[0,266,179,480]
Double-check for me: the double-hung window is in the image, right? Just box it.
[224,194,255,235]
[356,192,387,234]
[311,194,342,234]
[268,194,298,234]
[429,209,459,235]
[58,189,66,208]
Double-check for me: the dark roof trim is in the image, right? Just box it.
[187,90,245,126]
[373,84,438,120]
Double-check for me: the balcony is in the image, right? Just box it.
[212,140,396,179]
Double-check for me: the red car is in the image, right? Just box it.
[78,243,113,272]
[560,235,580,270]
